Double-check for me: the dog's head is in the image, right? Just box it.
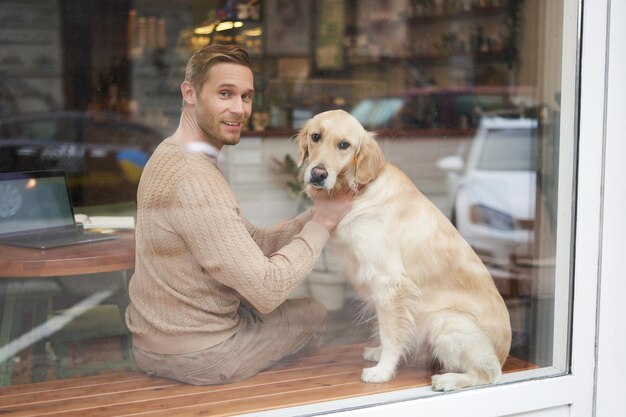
[296,109,384,193]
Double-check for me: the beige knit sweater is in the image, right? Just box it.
[126,137,329,354]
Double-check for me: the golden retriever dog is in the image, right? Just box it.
[297,110,512,391]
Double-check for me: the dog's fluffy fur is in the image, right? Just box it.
[297,110,512,391]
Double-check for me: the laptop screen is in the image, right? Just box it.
[0,170,75,236]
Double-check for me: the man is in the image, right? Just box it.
[125,44,352,385]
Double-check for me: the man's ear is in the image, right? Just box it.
[354,131,384,185]
[296,121,310,167]
[181,81,196,106]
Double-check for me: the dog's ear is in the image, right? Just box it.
[354,131,384,185]
[295,120,310,167]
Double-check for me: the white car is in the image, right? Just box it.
[437,115,538,291]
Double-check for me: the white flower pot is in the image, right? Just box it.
[308,270,346,311]
[288,280,310,298]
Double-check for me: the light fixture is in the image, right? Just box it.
[194,24,215,35]
[194,21,243,35]
[216,21,243,31]
[242,27,262,37]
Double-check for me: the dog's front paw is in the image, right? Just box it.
[431,373,463,392]
[361,365,395,383]
[363,346,381,362]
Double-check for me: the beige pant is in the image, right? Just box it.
[132,297,326,385]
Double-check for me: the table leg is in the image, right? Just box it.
[0,281,24,386]
[114,270,132,331]
[30,297,50,382]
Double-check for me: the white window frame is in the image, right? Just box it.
[245,1,626,415]
[593,0,626,415]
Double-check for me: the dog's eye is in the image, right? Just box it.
[338,141,351,150]
[311,133,321,142]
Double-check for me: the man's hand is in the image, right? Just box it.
[310,188,354,232]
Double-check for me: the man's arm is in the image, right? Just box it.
[172,174,328,314]
[242,209,312,256]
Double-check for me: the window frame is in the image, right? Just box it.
[242,0,623,415]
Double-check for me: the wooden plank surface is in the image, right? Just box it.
[0,343,536,417]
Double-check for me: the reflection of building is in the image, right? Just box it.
[0,1,63,115]
[0,1,551,134]
[133,0,549,132]
[265,0,310,55]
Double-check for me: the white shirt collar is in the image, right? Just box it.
[185,141,220,160]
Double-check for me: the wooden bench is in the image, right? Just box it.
[0,343,536,417]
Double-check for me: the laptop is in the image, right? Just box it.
[0,170,119,249]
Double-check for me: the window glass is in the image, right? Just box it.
[0,115,77,143]
[0,1,573,414]
[478,128,537,171]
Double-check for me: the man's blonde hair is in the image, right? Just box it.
[183,44,252,106]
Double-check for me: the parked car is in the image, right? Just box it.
[351,86,532,130]
[0,111,165,207]
[437,114,538,288]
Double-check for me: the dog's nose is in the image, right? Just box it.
[310,165,328,184]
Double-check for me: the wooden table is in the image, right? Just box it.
[0,231,135,278]
[0,231,135,386]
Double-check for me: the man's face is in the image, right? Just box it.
[192,62,254,148]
